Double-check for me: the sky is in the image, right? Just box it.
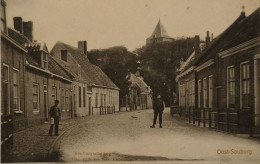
[5,0,260,51]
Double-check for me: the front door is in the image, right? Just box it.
[89,97,91,115]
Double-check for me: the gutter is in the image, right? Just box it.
[26,62,72,83]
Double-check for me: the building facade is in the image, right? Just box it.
[51,41,120,116]
[176,8,260,134]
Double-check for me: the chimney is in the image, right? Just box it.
[78,41,87,57]
[206,31,210,48]
[211,33,214,42]
[23,21,33,42]
[194,35,200,55]
[13,17,23,34]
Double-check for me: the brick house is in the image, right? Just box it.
[176,35,207,118]
[51,41,120,116]
[216,8,260,133]
[1,0,26,147]
[7,17,75,131]
[176,8,260,134]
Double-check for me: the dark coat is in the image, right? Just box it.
[49,106,61,118]
[153,98,164,113]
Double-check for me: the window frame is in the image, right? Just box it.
[13,68,21,112]
[78,86,81,107]
[208,75,213,108]
[32,83,40,112]
[2,64,10,115]
[198,79,202,108]
[227,65,236,108]
[203,77,208,108]
[240,61,250,108]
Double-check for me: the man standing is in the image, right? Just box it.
[150,95,164,128]
[48,100,61,136]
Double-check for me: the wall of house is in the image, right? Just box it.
[25,68,73,128]
[196,64,215,110]
[90,87,119,115]
[1,38,27,132]
[178,72,196,117]
[216,46,260,132]
[73,81,89,117]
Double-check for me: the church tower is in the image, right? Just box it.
[146,19,174,46]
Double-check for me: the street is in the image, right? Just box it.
[58,108,260,163]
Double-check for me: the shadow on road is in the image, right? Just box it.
[101,152,204,162]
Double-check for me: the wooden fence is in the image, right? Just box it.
[173,107,259,137]
[90,106,116,116]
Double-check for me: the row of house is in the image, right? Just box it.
[1,0,119,138]
[176,8,260,134]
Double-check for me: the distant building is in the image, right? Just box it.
[125,71,153,110]
[51,42,120,116]
[146,19,174,46]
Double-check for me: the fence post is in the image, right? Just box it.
[209,108,211,128]
[227,108,229,132]
[189,107,191,123]
[203,108,206,127]
[249,110,253,137]
[198,109,201,126]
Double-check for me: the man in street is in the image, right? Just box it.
[48,100,61,136]
[150,95,164,128]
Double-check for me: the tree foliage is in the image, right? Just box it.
[135,38,195,106]
[88,46,139,102]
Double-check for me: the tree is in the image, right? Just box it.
[135,38,194,106]
[88,46,139,103]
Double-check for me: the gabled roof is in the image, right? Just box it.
[25,42,48,53]
[128,73,151,94]
[8,27,73,82]
[8,28,31,46]
[147,19,172,39]
[51,41,119,89]
[193,11,248,66]
[221,7,260,51]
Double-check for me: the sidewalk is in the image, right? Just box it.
[3,117,88,162]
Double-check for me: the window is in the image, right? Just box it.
[209,76,213,108]
[95,93,99,107]
[2,64,9,115]
[51,86,57,105]
[191,80,195,107]
[43,53,48,69]
[179,84,185,107]
[100,94,103,107]
[65,91,69,111]
[104,94,106,106]
[83,87,86,107]
[241,63,250,108]
[13,69,20,111]
[198,80,201,108]
[61,89,64,110]
[61,50,67,62]
[203,78,208,108]
[78,87,81,107]
[33,84,39,111]
[227,66,235,108]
